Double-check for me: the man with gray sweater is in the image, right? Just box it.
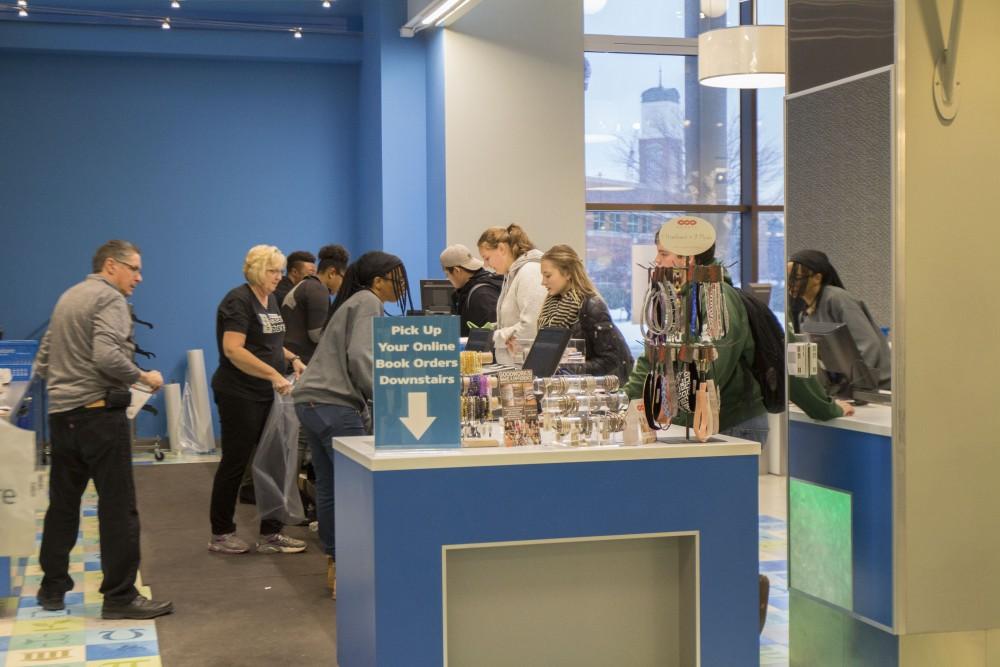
[34,240,173,620]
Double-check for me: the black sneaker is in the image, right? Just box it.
[101,594,174,620]
[37,590,65,612]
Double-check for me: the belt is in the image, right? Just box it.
[85,399,107,409]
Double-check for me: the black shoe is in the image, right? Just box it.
[101,594,174,620]
[37,590,65,612]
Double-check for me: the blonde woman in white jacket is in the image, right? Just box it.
[477,224,548,365]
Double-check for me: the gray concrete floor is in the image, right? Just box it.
[134,462,336,667]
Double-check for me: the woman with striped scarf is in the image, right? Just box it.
[538,245,633,383]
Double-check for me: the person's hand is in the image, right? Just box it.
[291,357,306,379]
[272,374,293,396]
[835,399,855,417]
[505,336,519,354]
[139,370,164,392]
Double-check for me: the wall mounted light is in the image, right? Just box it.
[400,0,480,37]
[171,0,180,9]
[292,27,303,39]
[18,6,28,16]
[161,17,171,29]
[698,24,784,88]
[323,0,332,7]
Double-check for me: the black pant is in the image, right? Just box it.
[210,392,283,536]
[39,406,140,606]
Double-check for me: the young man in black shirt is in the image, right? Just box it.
[274,250,316,307]
[440,244,503,336]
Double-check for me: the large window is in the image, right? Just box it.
[584,0,786,349]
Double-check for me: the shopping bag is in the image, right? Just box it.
[0,420,41,555]
[251,390,305,525]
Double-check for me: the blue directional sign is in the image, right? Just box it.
[373,316,461,449]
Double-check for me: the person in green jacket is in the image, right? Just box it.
[787,323,855,420]
[623,237,769,444]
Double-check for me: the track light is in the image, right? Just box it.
[161,17,171,29]
[171,0,181,8]
[322,0,332,7]
[17,0,27,6]
[292,27,303,39]
[18,6,28,17]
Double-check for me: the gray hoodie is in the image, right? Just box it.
[493,248,547,352]
[293,289,382,412]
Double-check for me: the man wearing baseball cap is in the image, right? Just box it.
[439,244,504,336]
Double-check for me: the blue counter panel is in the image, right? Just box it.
[788,421,893,628]
[335,452,761,667]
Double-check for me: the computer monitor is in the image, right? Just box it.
[465,328,494,353]
[521,328,572,378]
[801,321,878,398]
[420,280,455,315]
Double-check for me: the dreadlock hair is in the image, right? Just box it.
[331,251,413,316]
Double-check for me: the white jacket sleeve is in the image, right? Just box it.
[493,262,547,346]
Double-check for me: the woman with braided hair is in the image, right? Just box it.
[292,251,413,598]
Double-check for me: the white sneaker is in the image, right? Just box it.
[256,533,307,554]
[208,532,249,554]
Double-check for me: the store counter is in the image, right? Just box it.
[787,404,898,663]
[333,435,761,667]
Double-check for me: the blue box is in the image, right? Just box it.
[0,340,38,381]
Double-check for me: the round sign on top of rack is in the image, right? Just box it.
[658,216,717,257]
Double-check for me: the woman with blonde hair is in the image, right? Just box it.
[538,244,634,382]
[477,224,547,364]
[208,245,308,556]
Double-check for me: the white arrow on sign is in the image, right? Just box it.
[400,392,436,440]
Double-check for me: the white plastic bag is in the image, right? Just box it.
[0,420,41,555]
[251,390,305,525]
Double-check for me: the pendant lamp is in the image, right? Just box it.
[698,24,785,89]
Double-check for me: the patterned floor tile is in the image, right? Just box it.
[1,481,164,667]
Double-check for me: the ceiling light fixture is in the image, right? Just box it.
[322,0,332,7]
[292,27,303,38]
[161,17,171,29]
[698,24,784,88]
[400,0,479,37]
[18,7,28,16]
[17,0,27,6]
[171,0,180,8]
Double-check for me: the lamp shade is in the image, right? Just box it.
[698,25,785,89]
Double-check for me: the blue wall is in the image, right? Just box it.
[0,51,361,437]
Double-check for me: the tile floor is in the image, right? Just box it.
[2,461,789,667]
[1,485,162,667]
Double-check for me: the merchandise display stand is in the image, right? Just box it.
[332,434,761,667]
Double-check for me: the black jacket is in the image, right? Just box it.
[452,269,503,336]
[568,296,634,384]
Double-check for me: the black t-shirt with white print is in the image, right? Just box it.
[211,284,286,401]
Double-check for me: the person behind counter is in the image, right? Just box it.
[788,250,891,389]
[477,224,547,364]
[538,244,633,383]
[293,251,413,599]
[208,245,308,557]
[440,243,503,336]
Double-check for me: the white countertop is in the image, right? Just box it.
[788,403,892,437]
[332,434,761,472]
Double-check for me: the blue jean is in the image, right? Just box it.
[294,402,366,559]
[721,412,770,447]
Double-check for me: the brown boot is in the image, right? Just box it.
[327,556,336,600]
